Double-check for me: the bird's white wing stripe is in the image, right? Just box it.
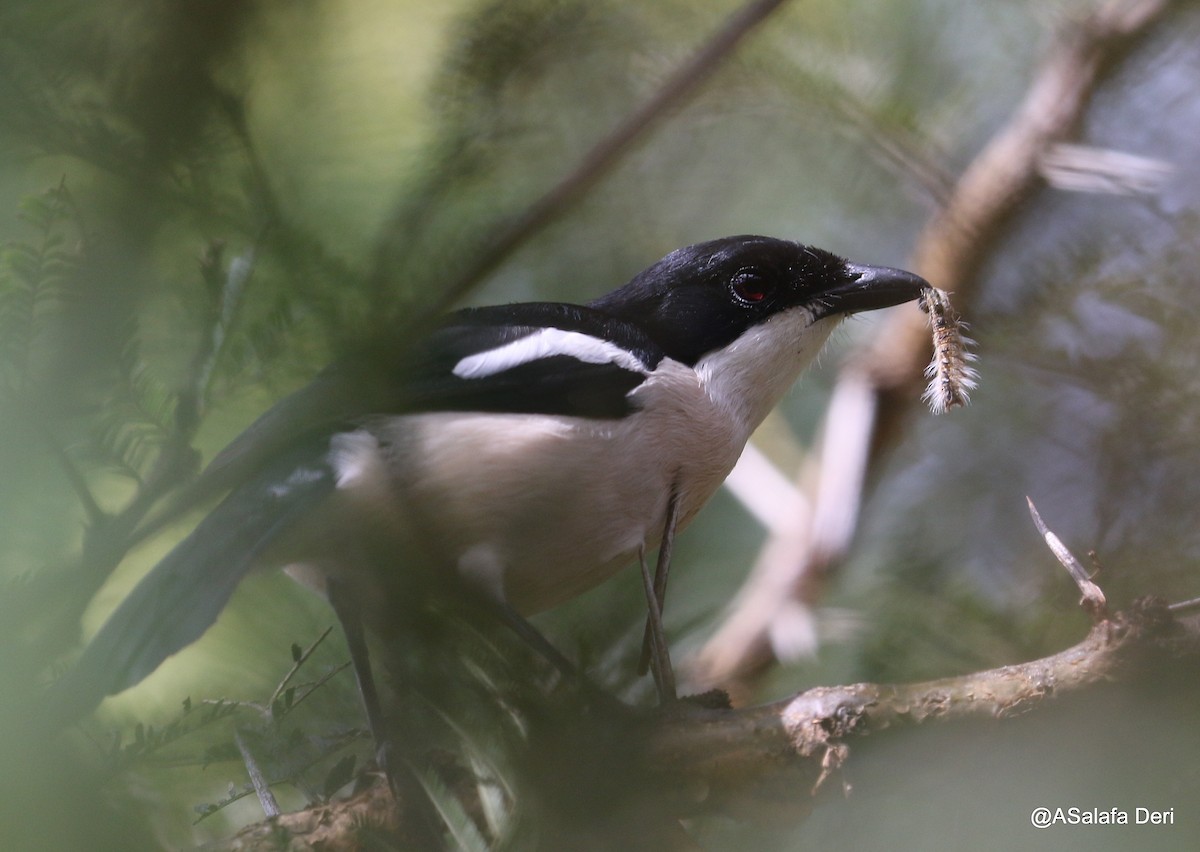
[452,328,648,379]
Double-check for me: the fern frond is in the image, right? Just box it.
[0,183,79,392]
[89,334,176,481]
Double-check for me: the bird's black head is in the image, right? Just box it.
[590,235,928,365]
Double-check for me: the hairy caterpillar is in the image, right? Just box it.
[919,287,977,414]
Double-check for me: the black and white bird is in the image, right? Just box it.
[52,235,928,740]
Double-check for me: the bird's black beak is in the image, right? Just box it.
[815,263,930,318]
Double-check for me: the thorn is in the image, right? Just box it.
[1026,497,1107,621]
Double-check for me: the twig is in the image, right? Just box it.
[276,661,353,719]
[267,626,336,712]
[202,657,352,723]
[202,697,269,715]
[185,241,258,432]
[1026,498,1108,620]
[234,730,280,819]
[1167,595,1200,613]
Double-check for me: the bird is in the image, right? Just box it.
[50,234,929,748]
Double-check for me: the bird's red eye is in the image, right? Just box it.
[731,270,770,304]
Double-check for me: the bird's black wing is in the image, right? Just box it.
[396,302,665,419]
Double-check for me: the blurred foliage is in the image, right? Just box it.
[1,0,1199,849]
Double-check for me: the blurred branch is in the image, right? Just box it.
[1038,142,1174,195]
[691,0,1175,697]
[1168,597,1200,613]
[374,0,795,329]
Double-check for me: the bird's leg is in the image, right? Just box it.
[325,579,395,787]
[638,487,679,702]
[638,547,675,704]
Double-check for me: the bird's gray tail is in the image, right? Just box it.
[47,445,337,728]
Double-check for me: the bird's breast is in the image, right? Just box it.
[362,359,747,615]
